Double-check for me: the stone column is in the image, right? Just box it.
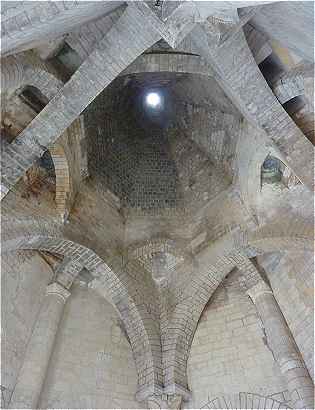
[9,282,70,409]
[247,280,314,409]
[147,393,182,409]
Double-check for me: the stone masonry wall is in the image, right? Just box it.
[84,82,140,206]
[167,127,232,213]
[256,165,313,224]
[63,181,124,262]
[85,81,183,215]
[129,130,182,213]
[1,251,54,408]
[39,282,142,409]
[184,268,288,409]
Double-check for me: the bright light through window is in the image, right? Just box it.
[146,92,161,108]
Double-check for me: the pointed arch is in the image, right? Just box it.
[201,392,291,409]
[164,221,313,392]
[2,233,163,397]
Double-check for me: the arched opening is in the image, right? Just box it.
[261,154,301,189]
[282,95,307,116]
[261,155,284,186]
[258,52,286,86]
[21,150,56,202]
[1,85,48,143]
[1,83,74,218]
[50,42,82,80]
[19,85,49,113]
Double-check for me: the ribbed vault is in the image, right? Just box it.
[1,2,314,409]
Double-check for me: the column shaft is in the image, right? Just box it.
[247,281,314,409]
[9,283,70,409]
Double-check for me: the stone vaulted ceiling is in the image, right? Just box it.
[1,1,314,409]
[84,71,235,215]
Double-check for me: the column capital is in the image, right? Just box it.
[246,279,272,302]
[147,393,183,409]
[55,258,83,289]
[46,282,70,302]
[136,384,190,409]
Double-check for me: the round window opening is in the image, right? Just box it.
[145,92,162,108]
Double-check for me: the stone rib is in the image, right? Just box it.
[1,6,161,200]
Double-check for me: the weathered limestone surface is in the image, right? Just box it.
[1,5,161,198]
[258,252,314,380]
[238,259,314,409]
[66,6,125,60]
[190,26,314,191]
[9,282,70,409]
[185,269,288,409]
[251,2,314,62]
[272,63,314,105]
[247,281,314,409]
[120,53,212,78]
[243,23,272,65]
[39,283,142,409]
[1,251,54,409]
[199,392,291,409]
[1,54,63,99]
[1,1,124,56]
[1,2,314,409]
